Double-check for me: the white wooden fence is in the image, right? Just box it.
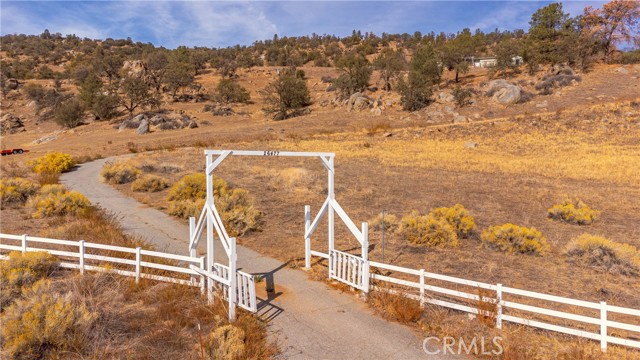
[307,246,640,352]
[368,260,640,352]
[0,233,256,313]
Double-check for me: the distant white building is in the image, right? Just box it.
[470,56,523,68]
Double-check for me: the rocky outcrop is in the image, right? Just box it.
[136,119,149,135]
[122,60,148,78]
[488,80,521,105]
[346,92,371,112]
[119,113,198,132]
[0,113,25,135]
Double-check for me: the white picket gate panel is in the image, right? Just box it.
[213,263,257,312]
[330,249,368,291]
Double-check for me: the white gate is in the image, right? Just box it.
[189,150,370,321]
[213,263,257,312]
[330,250,369,291]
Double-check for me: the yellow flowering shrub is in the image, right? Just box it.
[566,233,640,276]
[166,174,260,236]
[398,211,459,247]
[1,280,96,359]
[131,174,170,192]
[100,161,141,184]
[481,224,550,255]
[430,204,476,238]
[0,177,39,207]
[28,185,91,218]
[0,251,58,309]
[29,152,75,174]
[548,197,600,225]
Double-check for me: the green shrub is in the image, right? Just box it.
[430,204,476,238]
[205,324,246,360]
[620,50,640,64]
[481,224,550,255]
[91,94,119,120]
[548,197,599,225]
[452,86,473,107]
[565,234,640,276]
[167,174,260,236]
[28,185,91,218]
[260,67,311,120]
[1,280,96,359]
[398,211,459,247]
[54,98,85,128]
[100,161,141,184]
[215,78,251,104]
[29,152,75,174]
[0,177,39,207]
[131,174,170,192]
[0,251,58,309]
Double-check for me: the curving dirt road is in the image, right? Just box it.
[61,157,462,360]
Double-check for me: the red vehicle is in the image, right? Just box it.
[1,148,29,156]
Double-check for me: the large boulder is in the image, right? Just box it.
[0,113,25,135]
[119,117,142,131]
[346,92,371,112]
[493,85,521,105]
[488,79,512,93]
[149,114,169,126]
[488,80,521,105]
[136,119,149,135]
[122,60,148,78]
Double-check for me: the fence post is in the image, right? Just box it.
[79,240,85,275]
[189,217,196,258]
[189,217,197,285]
[305,205,311,270]
[228,237,237,321]
[199,256,206,295]
[135,247,141,284]
[600,301,608,352]
[496,283,503,329]
[361,222,369,293]
[419,269,425,306]
[21,234,27,253]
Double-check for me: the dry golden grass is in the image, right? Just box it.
[367,287,423,324]
[261,115,640,186]
[0,208,278,359]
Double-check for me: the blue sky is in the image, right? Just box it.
[0,1,606,49]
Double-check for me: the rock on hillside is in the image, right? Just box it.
[488,79,521,105]
[0,113,25,135]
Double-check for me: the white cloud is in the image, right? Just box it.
[471,2,539,31]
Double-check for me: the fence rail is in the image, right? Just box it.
[312,251,640,352]
[0,233,256,313]
[368,260,640,352]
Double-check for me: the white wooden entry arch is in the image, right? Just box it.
[188,150,369,320]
